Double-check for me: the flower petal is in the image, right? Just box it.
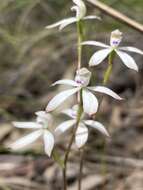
[116,50,138,71]
[119,46,143,55]
[75,123,88,148]
[46,17,76,30]
[82,89,99,115]
[84,120,109,137]
[43,130,54,157]
[46,88,80,112]
[12,122,42,129]
[62,109,75,118]
[9,130,42,150]
[88,86,123,100]
[46,19,66,29]
[52,79,79,87]
[89,48,112,66]
[83,15,101,20]
[55,120,76,134]
[81,41,109,48]
[59,17,77,30]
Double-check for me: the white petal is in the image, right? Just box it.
[89,48,112,66]
[119,46,143,55]
[83,15,101,20]
[9,130,42,150]
[46,88,80,112]
[82,89,99,115]
[46,19,66,29]
[88,86,123,100]
[75,123,88,148]
[46,17,76,30]
[35,111,49,118]
[55,120,76,134]
[116,50,138,71]
[52,79,79,87]
[12,122,42,129]
[84,120,109,137]
[62,105,78,118]
[59,17,77,30]
[62,109,75,118]
[43,130,54,157]
[35,111,52,124]
[81,41,109,48]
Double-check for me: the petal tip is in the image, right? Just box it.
[89,61,94,67]
[118,96,124,101]
[12,121,16,126]
[45,107,52,113]
[97,16,102,20]
[135,67,139,72]
[106,132,110,138]
[46,151,52,157]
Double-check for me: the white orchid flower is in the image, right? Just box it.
[81,29,143,71]
[46,68,122,115]
[55,105,109,148]
[46,0,100,30]
[9,111,55,157]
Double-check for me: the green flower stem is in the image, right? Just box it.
[103,62,112,85]
[103,50,115,85]
[63,98,83,190]
[63,20,84,190]
[101,50,115,175]
[77,20,84,69]
[78,51,115,189]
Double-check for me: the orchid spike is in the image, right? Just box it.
[46,0,100,30]
[9,111,55,157]
[46,67,123,115]
[55,105,109,148]
[81,29,143,71]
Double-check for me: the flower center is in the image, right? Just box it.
[75,68,91,87]
[76,79,85,85]
[110,29,122,48]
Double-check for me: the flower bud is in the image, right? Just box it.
[75,67,91,86]
[110,29,122,48]
[71,0,86,20]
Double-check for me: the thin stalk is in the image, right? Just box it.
[63,99,83,190]
[63,20,84,190]
[78,51,115,188]
[103,62,112,85]
[76,20,84,190]
[77,20,84,69]
[103,51,114,85]
[101,50,115,175]
[78,148,84,190]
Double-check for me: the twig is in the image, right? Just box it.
[86,0,143,33]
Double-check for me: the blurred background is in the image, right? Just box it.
[0,0,143,189]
